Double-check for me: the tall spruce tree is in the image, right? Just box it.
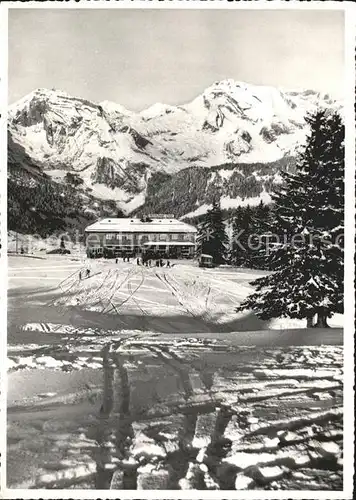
[251,201,274,270]
[252,201,271,236]
[230,206,245,266]
[198,199,228,264]
[230,205,253,267]
[237,110,344,327]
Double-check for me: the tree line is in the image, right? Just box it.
[136,157,295,219]
[7,170,118,238]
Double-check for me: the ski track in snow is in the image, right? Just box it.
[7,339,343,490]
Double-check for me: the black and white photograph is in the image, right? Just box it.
[0,3,354,497]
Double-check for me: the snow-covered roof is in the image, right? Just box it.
[85,218,197,234]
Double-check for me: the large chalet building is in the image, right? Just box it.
[85,215,197,259]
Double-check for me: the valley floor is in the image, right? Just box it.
[6,254,343,491]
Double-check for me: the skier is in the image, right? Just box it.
[115,257,118,264]
[79,271,82,280]
[86,268,90,278]
[137,258,140,266]
[166,260,171,268]
[160,259,164,267]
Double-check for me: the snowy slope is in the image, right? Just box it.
[8,81,340,214]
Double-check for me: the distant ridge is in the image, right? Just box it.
[8,79,339,220]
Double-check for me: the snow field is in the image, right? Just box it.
[7,337,343,489]
[7,254,344,490]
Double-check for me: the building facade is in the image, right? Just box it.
[85,217,197,259]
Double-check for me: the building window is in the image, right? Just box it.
[159,233,166,241]
[105,233,115,241]
[171,234,178,241]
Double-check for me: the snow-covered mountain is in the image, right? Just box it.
[8,79,339,216]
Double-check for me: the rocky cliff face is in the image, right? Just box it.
[8,80,339,216]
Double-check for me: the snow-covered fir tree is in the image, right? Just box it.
[230,205,252,267]
[250,201,273,270]
[237,110,344,328]
[198,199,229,264]
[230,202,272,269]
[230,206,244,266]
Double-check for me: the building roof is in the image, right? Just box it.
[85,218,197,234]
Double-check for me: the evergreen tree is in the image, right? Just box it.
[198,199,228,264]
[230,205,253,267]
[116,208,126,218]
[250,201,274,270]
[237,110,344,327]
[64,172,84,187]
[252,201,271,235]
[230,206,244,265]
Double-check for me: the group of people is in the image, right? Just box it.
[137,257,171,268]
[78,254,174,282]
[115,256,131,263]
[111,253,173,268]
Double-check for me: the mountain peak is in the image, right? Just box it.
[100,100,133,117]
[140,102,179,119]
[8,79,339,215]
[9,87,88,117]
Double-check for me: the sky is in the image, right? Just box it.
[9,9,344,110]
